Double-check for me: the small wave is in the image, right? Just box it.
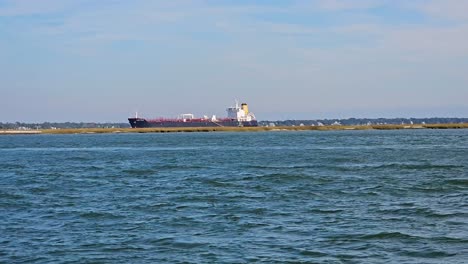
[148,202,175,208]
[66,157,94,163]
[445,220,467,226]
[246,164,315,169]
[359,231,417,240]
[356,232,467,246]
[79,211,123,219]
[0,190,25,200]
[299,249,328,257]
[3,164,26,170]
[121,169,156,176]
[379,206,424,215]
[87,165,104,171]
[379,207,466,218]
[399,249,456,258]
[171,241,207,249]
[199,178,236,188]
[152,164,209,170]
[432,236,468,244]
[240,222,269,229]
[445,178,468,187]
[28,187,50,194]
[254,173,313,183]
[342,163,464,171]
[411,186,454,194]
[243,207,268,215]
[145,237,175,246]
[358,185,383,191]
[429,211,467,218]
[101,245,146,252]
[396,202,416,207]
[391,163,462,170]
[307,208,344,214]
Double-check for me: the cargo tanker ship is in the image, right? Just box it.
[128,101,258,128]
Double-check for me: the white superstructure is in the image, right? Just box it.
[226,101,256,122]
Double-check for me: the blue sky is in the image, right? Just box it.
[1,0,468,122]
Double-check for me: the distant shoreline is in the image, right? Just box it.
[1,123,468,135]
[0,130,43,135]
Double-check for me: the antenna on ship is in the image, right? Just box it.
[135,111,138,118]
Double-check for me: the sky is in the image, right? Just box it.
[1,0,468,122]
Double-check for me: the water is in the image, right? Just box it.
[0,130,467,263]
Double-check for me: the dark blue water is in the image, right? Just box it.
[1,130,467,263]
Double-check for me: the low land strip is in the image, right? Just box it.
[1,123,467,135]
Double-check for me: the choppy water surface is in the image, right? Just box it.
[1,130,467,263]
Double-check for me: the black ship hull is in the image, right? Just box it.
[128,118,258,128]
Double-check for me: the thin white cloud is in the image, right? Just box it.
[313,0,386,11]
[382,25,468,58]
[0,0,77,16]
[419,0,468,22]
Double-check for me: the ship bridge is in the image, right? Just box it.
[227,101,256,122]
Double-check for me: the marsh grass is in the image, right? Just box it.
[34,123,468,134]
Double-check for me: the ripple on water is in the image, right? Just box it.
[79,211,125,220]
[444,178,468,187]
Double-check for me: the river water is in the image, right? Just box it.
[1,130,467,263]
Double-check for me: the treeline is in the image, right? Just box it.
[0,122,130,130]
[259,117,468,127]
